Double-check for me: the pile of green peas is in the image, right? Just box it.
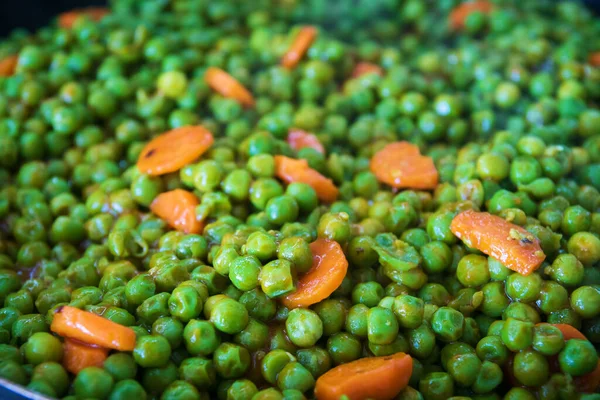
[0,0,600,399]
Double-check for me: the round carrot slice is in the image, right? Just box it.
[137,125,214,176]
[449,1,494,30]
[314,352,413,400]
[370,141,439,190]
[450,209,546,276]
[204,67,255,107]
[281,26,318,69]
[351,62,384,78]
[287,129,325,154]
[150,189,203,234]
[0,55,18,77]
[274,156,339,203]
[58,7,109,29]
[51,306,136,351]
[282,239,348,309]
[63,338,109,374]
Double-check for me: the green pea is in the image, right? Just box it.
[571,285,600,319]
[285,308,323,348]
[276,362,315,393]
[532,323,565,356]
[513,349,549,387]
[214,343,251,379]
[104,353,138,381]
[431,307,464,342]
[393,295,424,329]
[133,334,172,368]
[296,347,332,379]
[31,362,69,396]
[326,332,362,365]
[313,299,346,336]
[419,372,454,400]
[74,367,114,400]
[345,303,369,338]
[108,379,147,400]
[169,285,203,322]
[277,237,313,275]
[259,260,295,298]
[183,320,221,357]
[24,332,62,365]
[501,318,534,352]
[179,357,216,390]
[476,336,509,366]
[558,339,599,376]
[229,256,261,292]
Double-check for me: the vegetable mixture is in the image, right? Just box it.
[0,0,599,399]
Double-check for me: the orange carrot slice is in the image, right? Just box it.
[314,352,413,400]
[150,189,203,234]
[58,7,109,29]
[450,210,546,276]
[204,67,255,107]
[589,52,600,67]
[137,125,214,176]
[282,239,348,309]
[544,324,600,392]
[62,338,109,374]
[351,62,384,78]
[449,1,494,30]
[0,55,18,77]
[51,306,136,351]
[287,129,325,154]
[281,26,318,69]
[274,155,339,203]
[370,141,439,190]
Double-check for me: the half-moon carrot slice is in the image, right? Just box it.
[450,209,546,276]
[282,239,348,309]
[281,26,318,69]
[204,67,255,107]
[544,323,600,392]
[274,155,339,203]
[589,52,600,67]
[58,7,109,29]
[351,62,384,79]
[314,352,413,400]
[137,125,214,176]
[51,306,136,351]
[63,338,109,374]
[370,141,439,190]
[287,129,325,154]
[150,189,203,234]
[0,55,18,77]
[449,1,494,30]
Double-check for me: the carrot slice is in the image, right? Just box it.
[62,338,109,374]
[544,324,600,392]
[137,125,214,176]
[51,306,136,351]
[58,7,109,29]
[449,1,494,30]
[282,239,348,309]
[450,210,546,276]
[589,52,600,67]
[370,142,439,190]
[274,156,339,203]
[150,189,203,234]
[0,55,18,77]
[287,129,325,154]
[314,352,412,400]
[281,26,318,69]
[204,67,255,107]
[351,62,384,78]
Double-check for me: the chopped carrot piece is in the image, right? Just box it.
[287,129,325,154]
[51,306,136,351]
[589,52,600,67]
[351,62,384,78]
[204,67,255,107]
[370,141,439,190]
[281,26,318,69]
[449,1,494,30]
[150,189,203,234]
[58,7,109,29]
[137,125,214,176]
[544,324,600,392]
[274,155,339,203]
[62,338,109,374]
[282,239,348,309]
[314,352,413,400]
[0,55,18,77]
[450,210,546,276]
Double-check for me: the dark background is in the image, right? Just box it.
[0,0,599,37]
